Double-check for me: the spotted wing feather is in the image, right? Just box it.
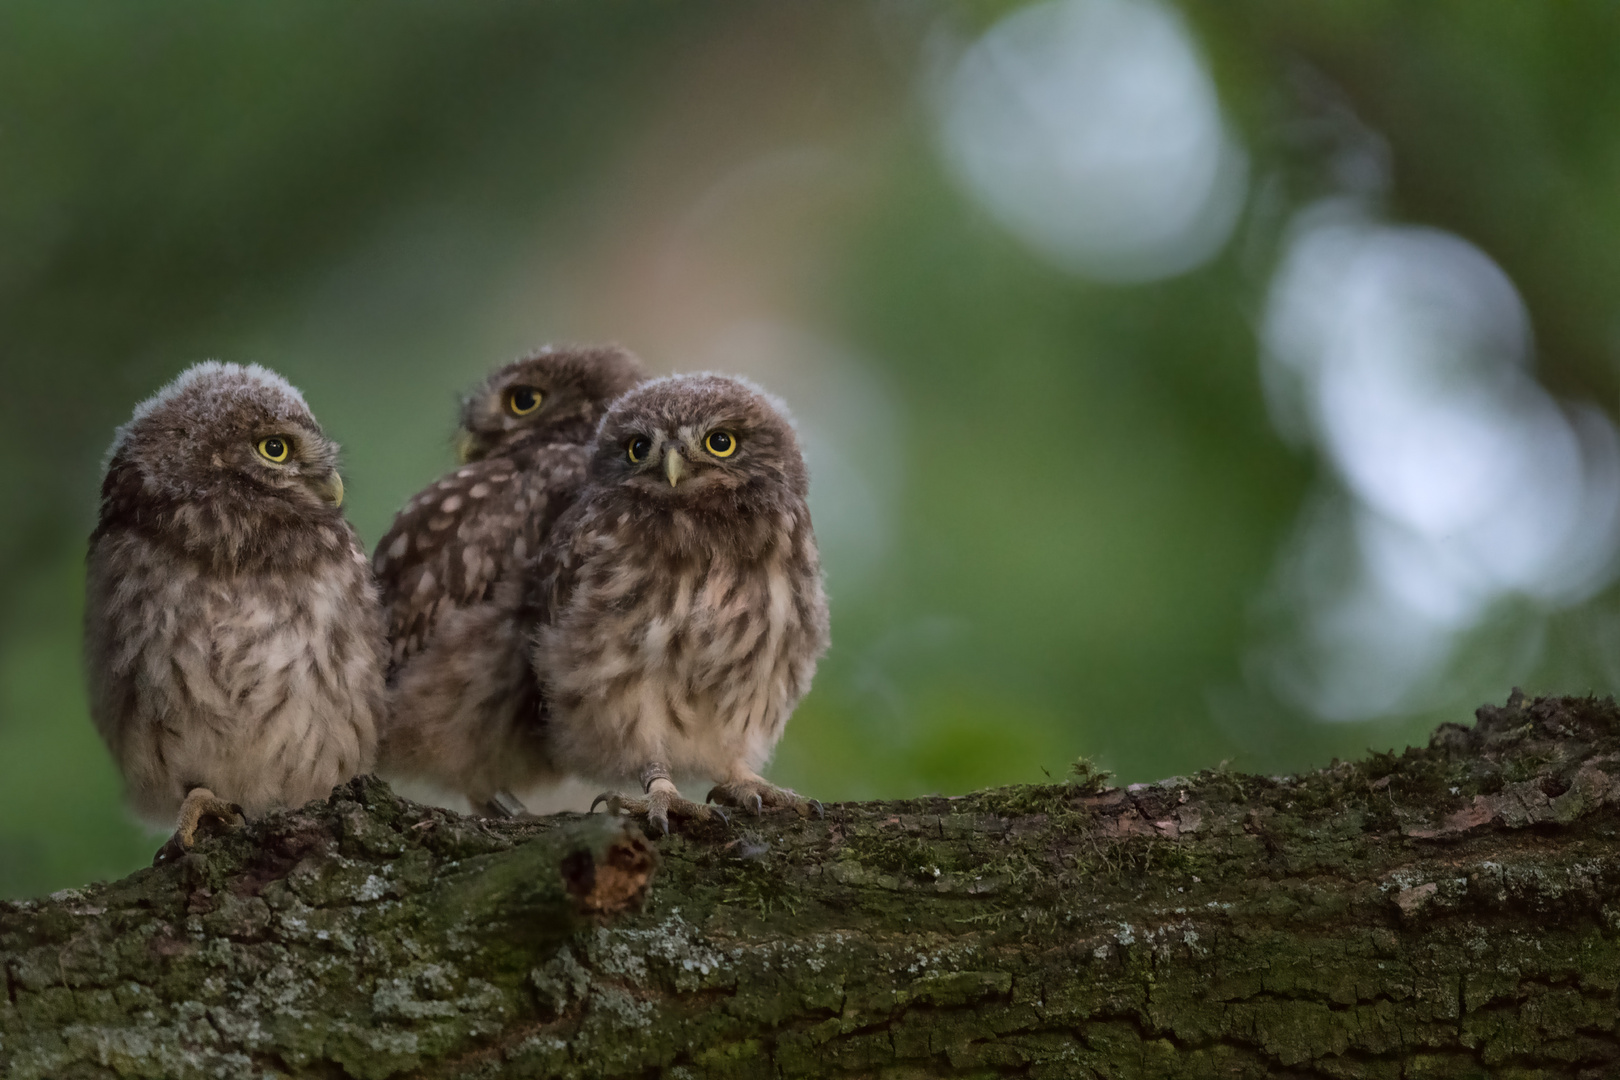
[374,446,588,674]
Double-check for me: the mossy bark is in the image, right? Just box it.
[7,692,1620,1078]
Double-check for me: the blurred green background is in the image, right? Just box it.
[7,1,1620,898]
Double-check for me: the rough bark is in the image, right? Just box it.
[6,691,1620,1079]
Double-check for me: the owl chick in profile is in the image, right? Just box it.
[531,373,830,833]
[84,363,386,860]
[374,345,645,816]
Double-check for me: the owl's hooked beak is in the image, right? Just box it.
[664,447,687,487]
[312,470,345,508]
[453,429,478,465]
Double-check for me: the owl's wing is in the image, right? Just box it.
[373,446,588,674]
[525,495,599,634]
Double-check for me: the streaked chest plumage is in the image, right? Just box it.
[535,503,829,783]
[85,529,385,821]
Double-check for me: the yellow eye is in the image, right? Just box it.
[257,436,291,463]
[627,435,652,463]
[507,387,543,416]
[704,431,737,458]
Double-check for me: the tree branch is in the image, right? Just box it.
[6,691,1620,1078]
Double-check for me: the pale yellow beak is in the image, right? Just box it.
[453,429,477,465]
[664,447,687,487]
[314,470,345,508]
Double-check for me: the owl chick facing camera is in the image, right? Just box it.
[84,362,386,861]
[530,373,831,833]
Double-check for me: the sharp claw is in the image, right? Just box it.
[590,793,612,814]
[705,787,721,805]
[655,814,671,836]
[810,799,825,819]
[712,806,731,826]
[152,836,186,867]
[750,794,763,816]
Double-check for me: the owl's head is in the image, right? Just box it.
[455,344,645,463]
[592,373,808,507]
[102,362,347,525]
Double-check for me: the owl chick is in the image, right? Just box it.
[373,345,645,816]
[530,373,830,833]
[84,362,385,859]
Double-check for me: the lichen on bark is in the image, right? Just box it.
[6,692,1620,1078]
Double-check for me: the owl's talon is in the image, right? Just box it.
[152,836,187,866]
[808,799,825,819]
[708,776,817,819]
[156,787,245,865]
[592,786,717,834]
[591,792,652,818]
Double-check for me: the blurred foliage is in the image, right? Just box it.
[4,0,1620,897]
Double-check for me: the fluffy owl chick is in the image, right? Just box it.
[531,373,830,833]
[374,345,645,816]
[85,362,385,859]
